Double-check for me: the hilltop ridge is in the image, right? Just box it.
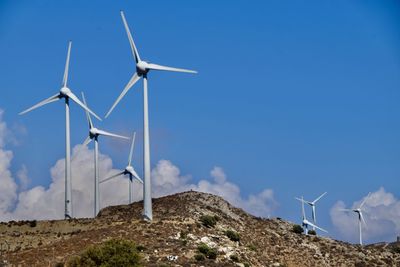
[1,191,399,266]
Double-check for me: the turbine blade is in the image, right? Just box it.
[360,192,371,208]
[307,221,328,233]
[360,212,367,228]
[146,63,197,74]
[301,196,306,220]
[19,94,61,115]
[105,73,140,118]
[128,132,136,166]
[81,92,93,129]
[129,167,143,184]
[96,129,129,140]
[100,171,125,184]
[120,11,141,63]
[83,136,92,146]
[66,91,102,121]
[313,192,327,204]
[63,41,72,87]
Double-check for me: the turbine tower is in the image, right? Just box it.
[341,193,370,245]
[19,41,101,219]
[100,132,143,204]
[296,192,327,230]
[105,11,197,220]
[299,196,328,235]
[81,92,129,217]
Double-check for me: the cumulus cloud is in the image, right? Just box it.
[151,160,278,217]
[330,188,400,243]
[0,109,277,221]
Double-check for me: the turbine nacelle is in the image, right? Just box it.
[89,127,100,137]
[60,87,72,97]
[136,61,150,75]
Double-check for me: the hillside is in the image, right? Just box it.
[0,191,399,266]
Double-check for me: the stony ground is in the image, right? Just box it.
[0,191,399,266]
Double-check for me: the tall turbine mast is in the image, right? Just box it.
[19,41,101,219]
[105,11,197,220]
[81,93,128,217]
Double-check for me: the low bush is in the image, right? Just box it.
[66,239,142,266]
[197,243,217,260]
[230,254,239,262]
[199,215,218,228]
[308,230,316,235]
[194,254,205,261]
[225,230,240,242]
[292,224,304,234]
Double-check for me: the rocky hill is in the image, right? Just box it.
[0,191,399,266]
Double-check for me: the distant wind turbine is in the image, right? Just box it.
[296,192,327,230]
[340,192,370,245]
[105,11,197,220]
[19,41,101,219]
[100,132,143,204]
[81,92,129,217]
[299,196,328,235]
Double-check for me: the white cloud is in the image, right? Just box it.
[330,187,400,243]
[0,109,277,221]
[0,110,18,218]
[151,160,278,217]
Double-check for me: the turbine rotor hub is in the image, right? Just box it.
[90,128,99,136]
[60,87,71,96]
[136,61,149,75]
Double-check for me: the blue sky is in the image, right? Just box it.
[0,0,399,243]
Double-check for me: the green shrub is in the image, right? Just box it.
[225,230,240,242]
[66,239,142,266]
[244,263,251,267]
[292,224,304,234]
[308,230,316,235]
[194,254,205,261]
[29,220,37,228]
[230,254,239,262]
[199,215,218,228]
[247,244,257,251]
[197,243,217,259]
[391,245,400,254]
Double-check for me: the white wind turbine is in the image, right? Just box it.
[100,132,143,204]
[340,192,370,245]
[105,11,197,220]
[81,92,129,217]
[296,192,327,230]
[19,41,101,219]
[299,196,328,235]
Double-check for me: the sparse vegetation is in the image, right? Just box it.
[391,245,400,254]
[230,254,239,262]
[308,230,316,235]
[292,224,304,234]
[225,229,240,242]
[199,215,219,228]
[197,243,217,259]
[29,220,37,228]
[194,254,205,261]
[248,244,257,251]
[66,239,142,266]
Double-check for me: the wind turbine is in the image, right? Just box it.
[340,193,370,245]
[19,41,101,219]
[100,132,143,204]
[296,192,327,230]
[81,92,129,217]
[299,196,328,235]
[105,11,197,220]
